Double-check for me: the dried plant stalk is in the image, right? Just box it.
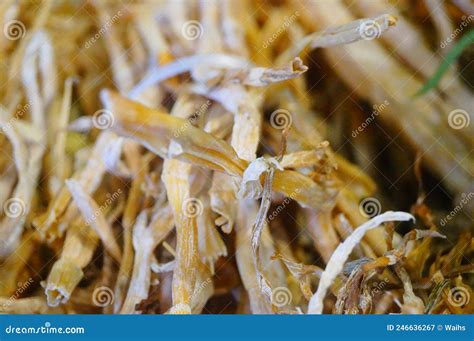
[44,219,99,306]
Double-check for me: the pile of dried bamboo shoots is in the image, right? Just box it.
[0,0,472,315]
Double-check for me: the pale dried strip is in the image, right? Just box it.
[335,190,380,257]
[349,0,472,111]
[120,211,163,314]
[48,77,75,196]
[198,0,224,54]
[128,54,250,99]
[44,218,99,307]
[276,94,382,258]
[0,107,29,256]
[0,160,16,213]
[235,202,272,313]
[453,0,474,14]
[190,262,214,314]
[191,58,307,88]
[0,1,18,51]
[102,90,246,175]
[66,179,122,263]
[299,0,472,196]
[280,145,329,169]
[280,91,389,259]
[134,4,170,62]
[94,1,134,93]
[163,91,210,314]
[394,265,425,314]
[223,65,288,313]
[304,210,341,263]
[203,106,233,138]
[333,154,377,197]
[0,233,35,296]
[238,157,282,200]
[424,0,454,48]
[94,0,150,182]
[229,58,308,87]
[277,14,396,64]
[209,172,237,234]
[21,31,56,130]
[375,292,398,314]
[113,155,149,312]
[102,137,131,178]
[101,90,335,210]
[251,166,276,304]
[197,195,227,273]
[0,297,64,314]
[33,132,114,240]
[0,32,53,256]
[191,84,262,162]
[163,160,198,314]
[151,259,176,274]
[220,0,249,57]
[308,211,414,314]
[273,252,323,301]
[121,207,174,314]
[3,0,54,107]
[164,0,193,53]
